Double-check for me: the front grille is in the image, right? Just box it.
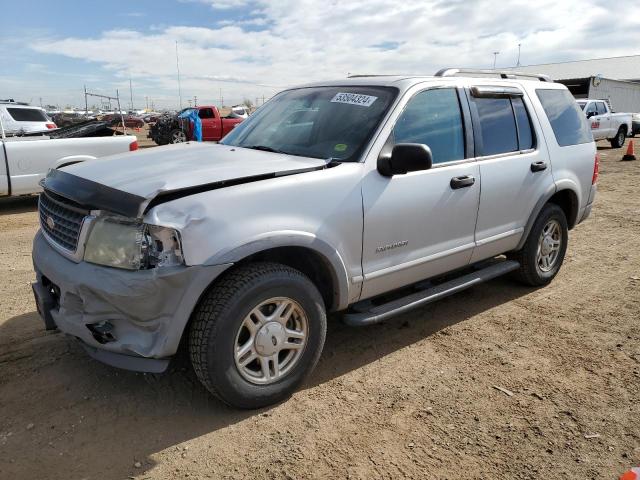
[39,190,89,252]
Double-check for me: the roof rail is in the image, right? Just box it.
[0,99,30,105]
[347,74,404,78]
[435,68,553,82]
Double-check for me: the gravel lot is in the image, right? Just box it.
[0,140,638,479]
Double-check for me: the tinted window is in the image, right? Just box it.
[512,97,534,150]
[393,88,464,164]
[536,89,592,146]
[596,102,607,115]
[198,108,214,119]
[7,107,49,122]
[474,97,518,155]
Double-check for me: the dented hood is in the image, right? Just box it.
[44,143,327,218]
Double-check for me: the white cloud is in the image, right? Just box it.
[26,0,640,108]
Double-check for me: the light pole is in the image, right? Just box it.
[176,41,183,109]
[516,44,521,67]
[493,51,500,69]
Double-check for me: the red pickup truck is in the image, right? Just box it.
[149,106,244,145]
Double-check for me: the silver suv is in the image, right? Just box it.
[32,69,598,408]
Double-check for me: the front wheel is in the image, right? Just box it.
[609,127,626,148]
[189,262,327,409]
[509,203,568,286]
[170,129,187,143]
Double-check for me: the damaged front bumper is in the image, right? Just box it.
[32,231,231,372]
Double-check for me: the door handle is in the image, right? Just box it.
[530,161,548,172]
[450,175,475,189]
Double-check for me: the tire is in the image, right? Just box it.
[170,129,187,143]
[609,127,626,149]
[510,203,568,286]
[189,262,327,409]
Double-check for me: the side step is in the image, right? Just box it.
[342,260,520,326]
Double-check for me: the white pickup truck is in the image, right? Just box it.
[1,135,139,197]
[577,99,632,148]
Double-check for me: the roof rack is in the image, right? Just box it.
[0,99,30,105]
[435,68,553,82]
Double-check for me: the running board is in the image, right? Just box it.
[342,260,520,326]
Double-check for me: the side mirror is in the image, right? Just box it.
[378,143,433,177]
[586,111,595,119]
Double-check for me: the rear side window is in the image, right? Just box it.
[393,88,465,164]
[536,89,592,146]
[473,98,518,156]
[7,107,49,122]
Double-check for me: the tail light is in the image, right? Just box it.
[129,140,139,151]
[46,123,57,129]
[592,153,599,185]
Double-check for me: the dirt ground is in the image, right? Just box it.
[0,140,638,479]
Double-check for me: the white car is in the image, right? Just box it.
[1,115,138,196]
[0,102,57,135]
[576,99,632,148]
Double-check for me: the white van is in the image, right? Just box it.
[0,102,57,135]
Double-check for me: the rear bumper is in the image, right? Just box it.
[32,231,231,369]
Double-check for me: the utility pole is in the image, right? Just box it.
[84,85,88,117]
[145,96,149,110]
[176,40,183,109]
[219,88,223,107]
[516,43,521,67]
[492,51,500,69]
[193,95,197,107]
[129,76,134,111]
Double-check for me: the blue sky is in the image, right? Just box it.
[1,0,638,110]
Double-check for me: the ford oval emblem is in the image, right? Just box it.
[46,216,56,230]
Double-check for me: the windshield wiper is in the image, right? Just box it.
[244,145,287,154]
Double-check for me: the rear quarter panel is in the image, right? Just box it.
[525,85,596,217]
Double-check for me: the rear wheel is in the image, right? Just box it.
[610,127,626,148]
[189,262,326,409]
[510,203,568,286]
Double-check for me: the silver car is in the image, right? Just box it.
[32,69,598,408]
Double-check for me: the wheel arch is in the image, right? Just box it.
[515,185,579,251]
[53,155,95,169]
[204,233,352,312]
[547,188,579,229]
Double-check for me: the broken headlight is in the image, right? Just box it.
[84,216,184,270]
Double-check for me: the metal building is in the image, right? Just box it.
[506,55,640,112]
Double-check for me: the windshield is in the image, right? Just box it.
[221,86,397,161]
